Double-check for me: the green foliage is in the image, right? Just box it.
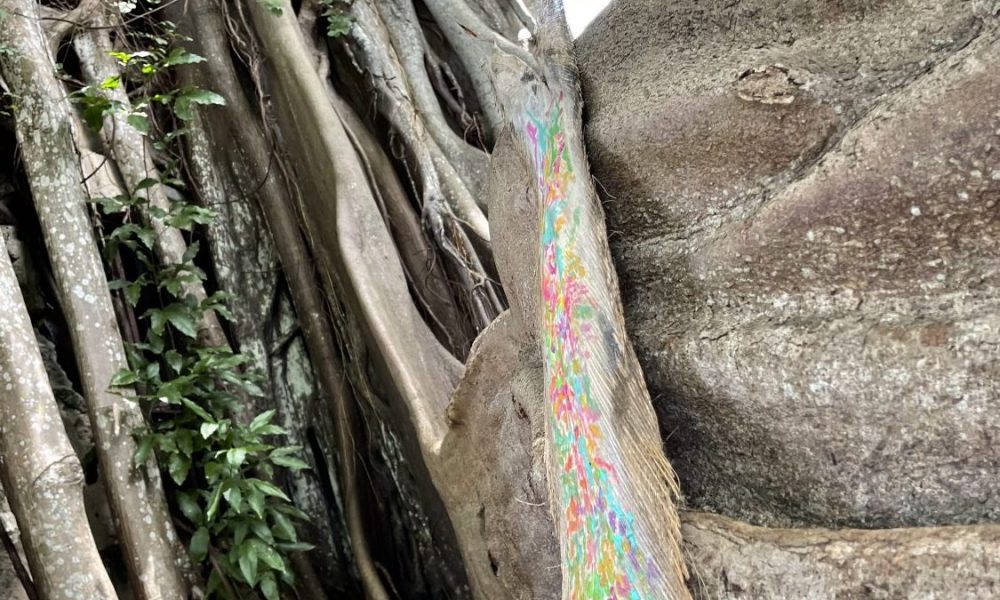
[256,0,285,15]
[320,0,354,38]
[72,40,223,135]
[85,31,311,600]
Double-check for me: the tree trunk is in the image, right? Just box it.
[0,223,116,600]
[0,0,995,598]
[0,2,192,598]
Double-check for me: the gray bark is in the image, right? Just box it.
[0,223,116,600]
[74,21,229,349]
[5,0,994,598]
[169,2,357,591]
[0,2,193,598]
[683,512,1000,599]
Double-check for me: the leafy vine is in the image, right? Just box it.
[73,21,310,600]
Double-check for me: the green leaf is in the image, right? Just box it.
[249,409,276,433]
[238,541,259,585]
[157,375,193,403]
[223,483,243,514]
[204,460,224,482]
[258,543,287,574]
[148,303,199,338]
[249,479,290,502]
[94,194,129,213]
[165,204,215,230]
[168,452,191,485]
[164,349,183,374]
[125,281,144,307]
[134,177,159,192]
[100,75,121,90]
[147,205,168,219]
[275,542,315,553]
[161,47,205,67]
[325,13,353,37]
[206,484,224,521]
[144,360,160,382]
[270,454,310,471]
[269,445,301,457]
[254,424,285,436]
[81,97,112,131]
[157,434,177,454]
[185,88,227,104]
[179,397,213,422]
[274,503,309,521]
[108,51,131,64]
[110,223,155,250]
[175,429,194,456]
[127,112,150,135]
[247,489,265,519]
[182,240,200,263]
[189,527,210,562]
[260,572,279,600]
[233,520,250,547]
[251,519,273,543]
[134,434,154,465]
[256,0,284,15]
[226,447,247,468]
[173,98,193,121]
[200,421,220,439]
[271,511,297,542]
[173,87,225,121]
[177,491,202,522]
[167,307,199,338]
[110,368,139,387]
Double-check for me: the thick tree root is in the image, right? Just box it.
[0,2,193,598]
[683,511,1000,599]
[0,217,116,600]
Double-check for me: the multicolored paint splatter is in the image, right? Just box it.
[526,96,656,599]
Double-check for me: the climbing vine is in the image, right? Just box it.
[73,21,310,600]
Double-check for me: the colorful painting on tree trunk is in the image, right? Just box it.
[527,96,656,599]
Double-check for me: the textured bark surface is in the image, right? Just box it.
[0,499,28,600]
[0,2,192,597]
[167,3,357,591]
[439,311,559,599]
[683,512,1000,599]
[0,225,116,600]
[442,315,1000,598]
[247,3,470,597]
[2,0,997,597]
[487,7,689,595]
[577,0,1000,528]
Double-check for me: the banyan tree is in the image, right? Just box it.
[0,0,998,598]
